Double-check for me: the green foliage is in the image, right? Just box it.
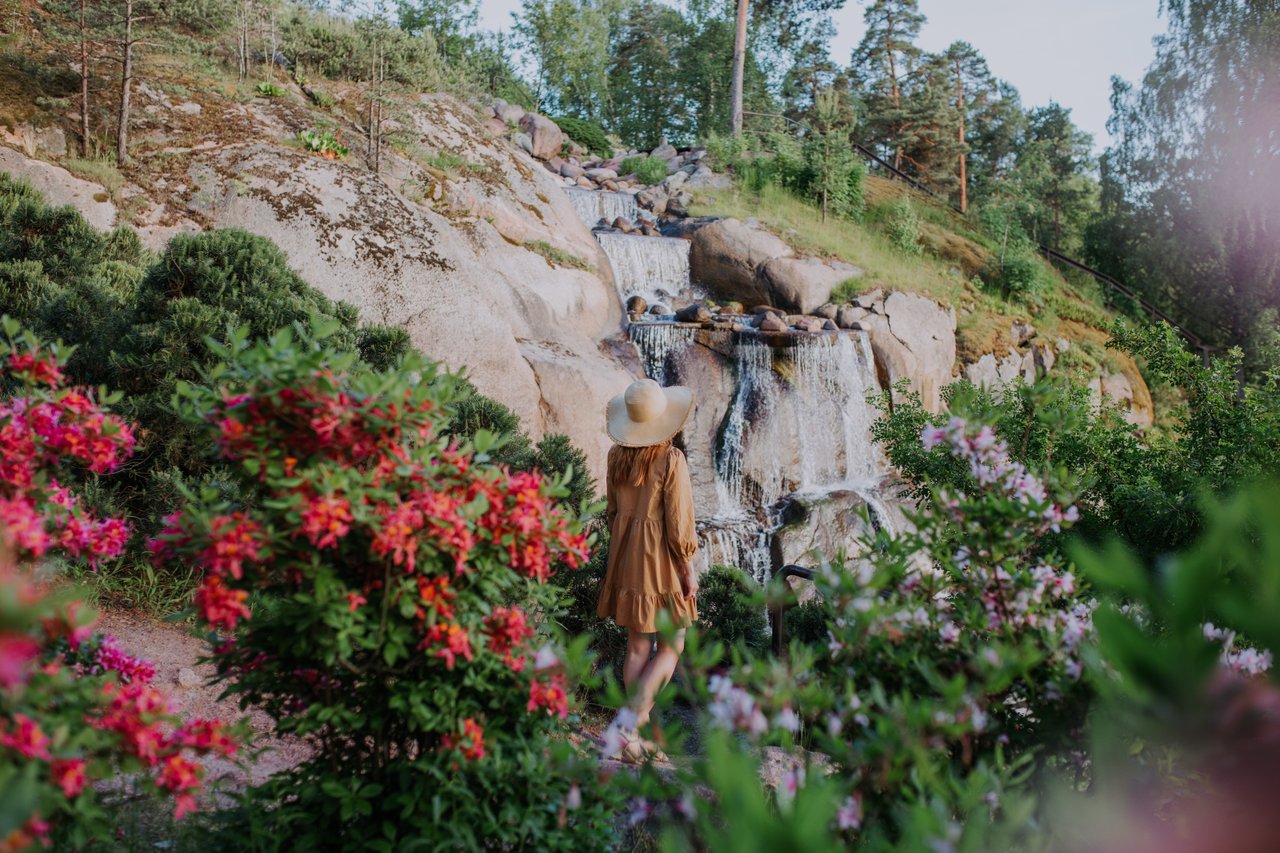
[872,324,1280,560]
[619,155,668,186]
[523,239,591,271]
[783,599,831,647]
[990,240,1047,299]
[695,566,769,656]
[884,196,922,256]
[296,128,349,159]
[554,115,612,158]
[0,182,411,608]
[254,81,287,97]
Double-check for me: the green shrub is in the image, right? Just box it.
[784,599,831,647]
[885,196,922,256]
[553,116,612,158]
[696,565,769,656]
[619,155,669,186]
[254,81,287,97]
[828,276,865,305]
[990,241,1047,299]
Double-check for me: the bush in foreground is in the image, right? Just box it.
[0,320,239,848]
[152,327,622,850]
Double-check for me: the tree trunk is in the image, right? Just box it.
[956,61,967,213]
[887,12,902,171]
[116,0,133,166]
[729,0,749,136]
[79,0,90,156]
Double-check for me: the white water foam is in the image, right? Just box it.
[595,232,691,306]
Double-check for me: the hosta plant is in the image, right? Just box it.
[153,327,622,850]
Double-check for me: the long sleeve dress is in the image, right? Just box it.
[596,445,699,633]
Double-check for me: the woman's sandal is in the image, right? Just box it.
[616,730,668,765]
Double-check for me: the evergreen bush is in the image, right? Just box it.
[696,565,769,656]
[885,196,922,256]
[553,116,613,158]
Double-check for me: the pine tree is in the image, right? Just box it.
[849,0,924,170]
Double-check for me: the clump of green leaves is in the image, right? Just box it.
[884,196,922,255]
[523,240,591,271]
[696,565,769,658]
[619,155,669,186]
[553,116,612,158]
[297,128,348,159]
[254,81,287,97]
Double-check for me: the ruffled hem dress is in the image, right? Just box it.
[596,445,699,632]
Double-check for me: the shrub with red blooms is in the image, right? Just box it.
[153,330,622,850]
[0,320,239,849]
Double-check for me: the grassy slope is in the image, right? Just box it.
[689,176,1141,388]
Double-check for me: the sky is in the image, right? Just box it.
[474,0,1167,150]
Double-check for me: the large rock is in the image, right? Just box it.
[0,146,116,231]
[689,218,794,305]
[755,256,863,315]
[859,291,957,413]
[70,94,631,483]
[518,113,564,161]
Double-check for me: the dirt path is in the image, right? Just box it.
[95,608,311,788]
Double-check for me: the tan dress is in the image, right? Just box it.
[596,445,699,632]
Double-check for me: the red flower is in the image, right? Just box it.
[346,591,367,613]
[194,577,251,630]
[527,673,570,719]
[0,632,40,689]
[0,713,51,760]
[423,623,473,670]
[177,719,237,757]
[7,352,64,387]
[299,492,353,549]
[50,759,87,798]
[441,717,486,762]
[199,513,265,579]
[483,606,534,671]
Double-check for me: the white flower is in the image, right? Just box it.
[565,784,582,810]
[626,797,652,827]
[600,707,638,759]
[938,622,960,644]
[532,644,560,671]
[775,706,801,734]
[837,795,862,831]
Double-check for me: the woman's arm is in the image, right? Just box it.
[664,448,700,599]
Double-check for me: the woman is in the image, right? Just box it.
[597,378,700,760]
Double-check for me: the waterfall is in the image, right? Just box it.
[595,232,691,305]
[564,188,648,229]
[629,324,697,385]
[561,185,898,589]
[714,335,774,514]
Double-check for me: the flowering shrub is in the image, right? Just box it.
[154,330,621,849]
[0,320,238,847]
[623,407,1280,849]
[620,412,1095,849]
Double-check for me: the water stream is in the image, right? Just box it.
[564,188,648,228]
[594,232,691,306]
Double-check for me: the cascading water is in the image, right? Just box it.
[595,232,691,305]
[565,184,895,588]
[564,188,649,228]
[629,324,697,385]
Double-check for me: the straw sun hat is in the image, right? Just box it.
[606,378,695,447]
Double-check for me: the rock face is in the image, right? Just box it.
[755,256,863,315]
[1,95,635,482]
[855,291,957,413]
[688,218,794,305]
[0,147,117,231]
[518,113,564,161]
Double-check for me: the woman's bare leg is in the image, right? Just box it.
[623,629,654,695]
[632,629,686,727]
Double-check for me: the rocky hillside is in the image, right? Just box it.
[0,64,1154,485]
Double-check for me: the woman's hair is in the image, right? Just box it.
[608,432,684,488]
